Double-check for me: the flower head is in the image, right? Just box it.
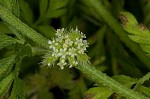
[43,28,89,69]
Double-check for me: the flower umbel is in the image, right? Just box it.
[43,28,89,69]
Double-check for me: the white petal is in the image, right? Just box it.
[48,63,51,66]
[48,40,52,44]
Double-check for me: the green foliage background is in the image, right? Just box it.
[0,0,150,99]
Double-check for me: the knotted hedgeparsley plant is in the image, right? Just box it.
[43,28,89,69]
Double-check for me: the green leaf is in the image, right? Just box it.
[84,87,113,99]
[20,0,33,25]
[137,86,150,97]
[39,0,49,17]
[0,0,20,17]
[119,12,138,33]
[47,9,67,18]
[13,44,32,76]
[140,45,150,54]
[142,0,150,24]
[9,78,25,99]
[1,0,25,43]
[7,26,25,44]
[15,44,32,60]
[119,12,150,54]
[113,74,150,98]
[36,25,55,39]
[46,0,68,18]
[113,75,150,98]
[134,72,150,90]
[0,71,15,96]
[0,55,16,81]
[0,22,11,34]
[0,33,17,49]
[113,75,138,88]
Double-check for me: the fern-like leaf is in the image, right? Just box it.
[119,12,150,54]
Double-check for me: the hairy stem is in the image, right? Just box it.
[76,63,148,99]
[85,0,150,70]
[0,4,49,49]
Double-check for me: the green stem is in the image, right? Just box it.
[0,4,49,49]
[86,0,150,70]
[76,63,149,99]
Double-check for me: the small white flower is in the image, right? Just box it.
[48,40,52,44]
[59,48,67,58]
[44,28,89,69]
[57,59,67,69]
[80,32,86,38]
[55,43,58,46]
[52,39,55,43]
[77,39,84,46]
[52,48,59,57]
[56,28,65,37]
[63,43,68,49]
[69,65,73,68]
[75,28,78,32]
[68,47,77,57]
[78,49,84,54]
[73,61,78,65]
[65,35,69,38]
[65,39,73,46]
[48,63,51,66]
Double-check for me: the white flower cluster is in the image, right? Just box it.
[45,28,89,69]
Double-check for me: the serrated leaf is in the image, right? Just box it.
[128,35,150,45]
[20,0,33,25]
[84,87,113,99]
[0,33,17,49]
[9,78,25,99]
[140,44,150,53]
[1,0,25,43]
[0,71,15,96]
[119,12,150,54]
[96,75,150,98]
[112,75,138,88]
[0,55,16,81]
